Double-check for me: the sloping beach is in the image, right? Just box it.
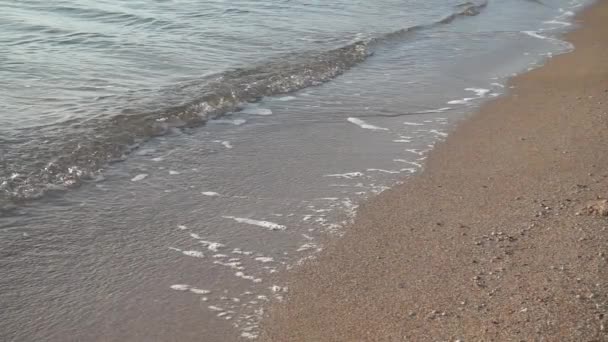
[262,1,608,341]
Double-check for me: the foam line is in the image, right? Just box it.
[255,257,274,263]
[297,243,317,252]
[544,19,571,26]
[200,240,225,252]
[213,118,247,125]
[235,271,262,283]
[324,172,364,179]
[170,284,190,291]
[213,260,244,270]
[182,250,205,258]
[447,98,475,105]
[465,87,491,97]
[405,149,425,156]
[522,30,549,40]
[189,288,211,295]
[347,117,388,131]
[131,174,148,182]
[394,159,423,168]
[366,168,401,174]
[222,216,287,231]
[400,168,417,173]
[429,129,448,137]
[414,107,452,114]
[241,107,273,115]
[277,96,296,101]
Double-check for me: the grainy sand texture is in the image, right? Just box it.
[261,1,608,341]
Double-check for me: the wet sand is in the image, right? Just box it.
[261,1,608,341]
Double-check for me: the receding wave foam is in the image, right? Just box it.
[347,118,388,131]
[0,0,490,205]
[222,216,287,231]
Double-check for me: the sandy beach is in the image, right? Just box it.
[261,1,608,341]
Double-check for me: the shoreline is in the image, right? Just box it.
[261,1,608,340]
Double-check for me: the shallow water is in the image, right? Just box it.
[0,0,591,340]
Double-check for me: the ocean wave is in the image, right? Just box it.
[0,0,490,205]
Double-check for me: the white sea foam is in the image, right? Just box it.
[213,254,228,258]
[241,107,273,115]
[302,233,314,240]
[394,159,423,168]
[393,139,411,143]
[366,168,400,174]
[406,149,426,156]
[223,216,286,231]
[170,284,190,291]
[168,170,180,175]
[324,172,364,179]
[522,30,549,40]
[189,288,211,295]
[447,97,475,105]
[221,141,233,149]
[135,148,156,156]
[297,243,317,252]
[131,174,148,182]
[201,191,220,197]
[213,118,247,125]
[255,257,274,263]
[277,96,296,101]
[241,332,258,340]
[557,8,575,17]
[200,240,225,252]
[177,225,188,230]
[182,250,205,258]
[235,271,262,283]
[400,168,417,173]
[271,285,288,293]
[415,107,452,114]
[347,117,388,131]
[544,19,571,26]
[465,88,491,97]
[429,129,448,137]
[214,260,244,270]
[403,121,423,126]
[189,233,202,239]
[231,248,253,255]
[491,82,504,88]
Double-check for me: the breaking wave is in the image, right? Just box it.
[0,1,488,205]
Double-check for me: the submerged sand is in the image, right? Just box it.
[261,1,608,341]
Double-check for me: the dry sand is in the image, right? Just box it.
[261,1,608,341]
